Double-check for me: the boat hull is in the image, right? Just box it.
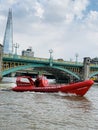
[60,80,93,96]
[12,79,94,96]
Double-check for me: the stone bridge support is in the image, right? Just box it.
[83,57,91,80]
[0,44,3,81]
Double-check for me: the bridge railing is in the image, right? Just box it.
[3,54,83,65]
[3,54,49,61]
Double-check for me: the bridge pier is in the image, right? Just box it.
[83,57,91,80]
[0,44,3,81]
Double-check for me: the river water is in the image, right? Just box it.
[0,78,98,130]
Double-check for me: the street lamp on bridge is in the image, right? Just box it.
[49,49,53,66]
[13,43,19,55]
[75,53,79,64]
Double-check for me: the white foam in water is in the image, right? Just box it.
[58,91,77,96]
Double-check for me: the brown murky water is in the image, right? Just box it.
[0,78,98,130]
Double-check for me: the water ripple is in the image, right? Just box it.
[0,83,98,130]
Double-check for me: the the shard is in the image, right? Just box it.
[3,9,13,54]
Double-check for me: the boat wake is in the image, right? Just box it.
[58,91,77,97]
[0,82,16,91]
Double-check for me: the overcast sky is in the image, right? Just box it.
[0,0,98,62]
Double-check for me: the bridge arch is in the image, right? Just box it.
[2,64,41,76]
[89,72,98,78]
[2,64,80,81]
[51,66,80,80]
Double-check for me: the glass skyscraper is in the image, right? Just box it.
[3,9,13,54]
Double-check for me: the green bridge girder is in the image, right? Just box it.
[2,55,82,80]
[89,71,98,78]
[2,64,80,80]
[2,54,98,81]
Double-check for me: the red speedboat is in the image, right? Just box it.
[12,76,94,96]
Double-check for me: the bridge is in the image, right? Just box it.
[1,9,98,83]
[1,53,98,83]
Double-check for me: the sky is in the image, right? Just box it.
[0,0,98,62]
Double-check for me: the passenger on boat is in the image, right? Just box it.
[34,75,48,87]
[35,78,40,87]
